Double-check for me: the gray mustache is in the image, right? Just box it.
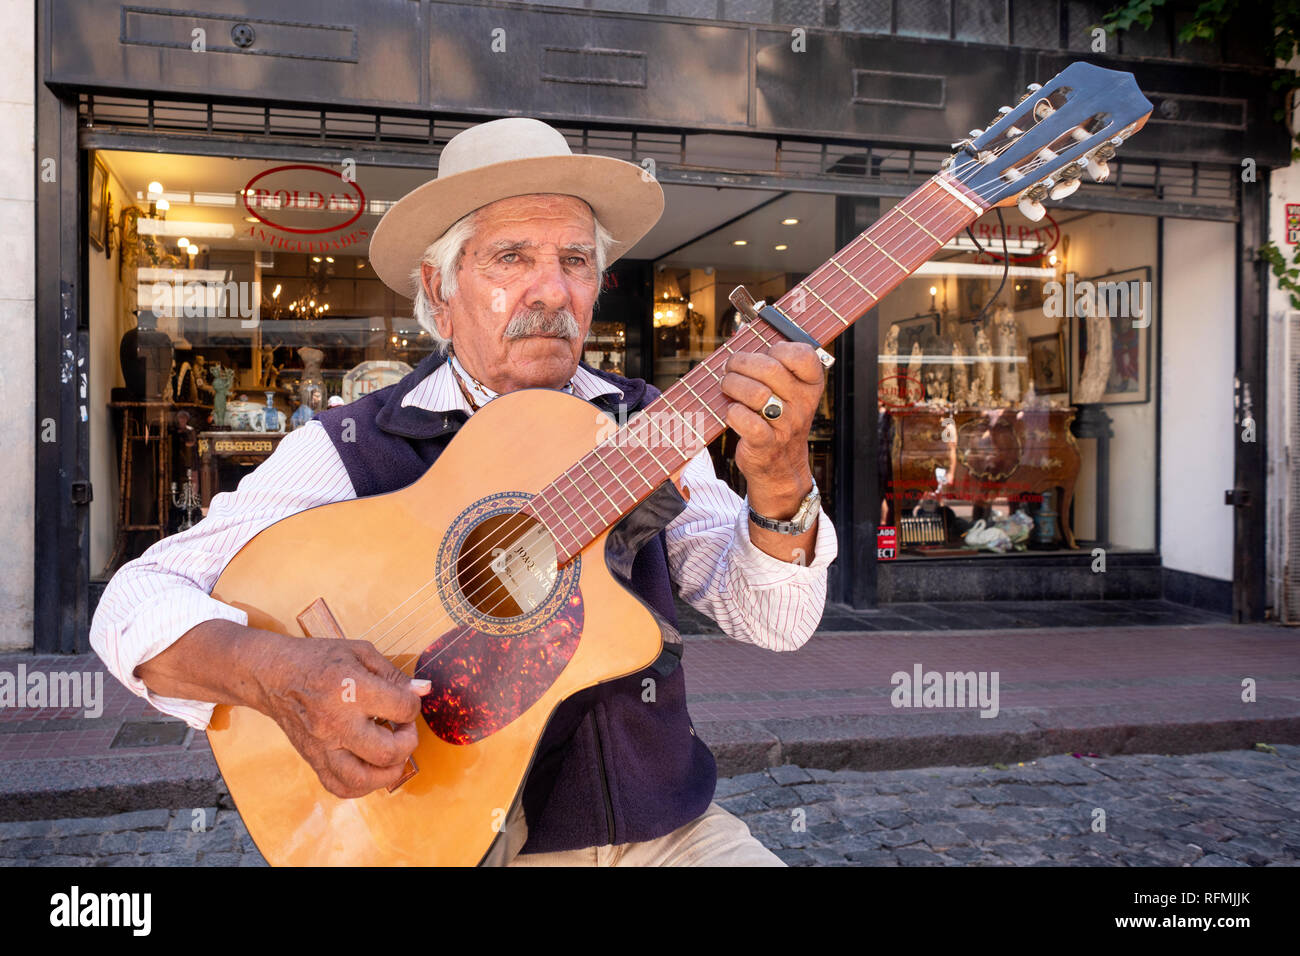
[504,308,580,340]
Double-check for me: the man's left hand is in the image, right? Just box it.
[720,341,825,520]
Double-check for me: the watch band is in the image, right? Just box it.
[748,481,821,535]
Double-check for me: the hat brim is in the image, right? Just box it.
[368,154,664,299]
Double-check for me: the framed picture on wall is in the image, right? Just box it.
[1068,265,1152,405]
[886,312,940,358]
[1028,332,1067,394]
[89,156,109,253]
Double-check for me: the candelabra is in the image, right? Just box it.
[171,468,202,532]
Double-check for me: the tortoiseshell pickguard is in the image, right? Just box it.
[417,591,584,745]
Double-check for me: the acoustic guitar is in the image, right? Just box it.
[207,62,1152,865]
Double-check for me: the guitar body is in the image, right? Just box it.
[207,388,669,866]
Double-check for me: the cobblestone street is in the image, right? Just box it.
[1,747,1296,866]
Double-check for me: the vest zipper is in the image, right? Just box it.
[589,709,616,845]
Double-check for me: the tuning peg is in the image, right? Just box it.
[1018,193,1047,222]
[1036,147,1058,163]
[1049,178,1081,201]
[997,106,1013,116]
[1093,142,1117,162]
[968,128,985,139]
[1005,125,1024,138]
[1084,157,1110,182]
[1033,100,1055,121]
[1027,83,1042,92]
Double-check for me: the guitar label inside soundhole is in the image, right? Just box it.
[419,493,584,744]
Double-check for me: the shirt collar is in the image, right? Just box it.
[400,354,624,413]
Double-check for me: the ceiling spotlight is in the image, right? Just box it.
[147,181,164,199]
[732,239,748,246]
[929,286,938,296]
[781,218,799,225]
[244,216,259,223]
[312,256,322,263]
[186,243,199,256]
[155,199,170,213]
[1048,252,1058,266]
[272,284,281,299]
[774,244,788,251]
[325,256,334,263]
[177,237,190,249]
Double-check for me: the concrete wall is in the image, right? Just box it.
[1266,160,1300,618]
[1160,218,1236,583]
[0,0,34,649]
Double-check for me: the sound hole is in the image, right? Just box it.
[455,512,559,621]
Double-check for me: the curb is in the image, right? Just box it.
[3,708,1299,821]
[699,702,1300,776]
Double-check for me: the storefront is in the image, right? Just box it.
[31,0,1287,652]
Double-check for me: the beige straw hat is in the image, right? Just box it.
[368,117,665,299]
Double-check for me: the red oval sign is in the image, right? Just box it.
[972,211,1061,265]
[878,373,926,409]
[241,164,367,236]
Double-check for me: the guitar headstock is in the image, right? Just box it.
[942,62,1153,221]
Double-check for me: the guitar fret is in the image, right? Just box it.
[802,285,848,327]
[661,396,708,446]
[828,256,878,301]
[894,206,941,242]
[560,473,599,537]
[577,457,620,511]
[679,379,726,427]
[630,422,672,472]
[865,237,907,272]
[614,444,651,486]
[594,446,637,500]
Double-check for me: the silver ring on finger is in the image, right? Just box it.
[761,393,784,421]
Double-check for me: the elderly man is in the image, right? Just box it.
[91,117,836,866]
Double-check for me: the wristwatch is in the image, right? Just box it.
[748,480,821,535]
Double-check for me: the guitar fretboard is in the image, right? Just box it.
[524,173,986,562]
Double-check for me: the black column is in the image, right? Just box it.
[831,195,881,609]
[35,27,90,651]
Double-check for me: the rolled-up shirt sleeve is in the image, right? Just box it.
[89,421,356,729]
[664,450,836,651]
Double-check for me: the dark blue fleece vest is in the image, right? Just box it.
[315,352,717,854]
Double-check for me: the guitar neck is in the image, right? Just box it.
[527,172,986,562]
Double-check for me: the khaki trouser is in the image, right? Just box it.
[507,802,786,867]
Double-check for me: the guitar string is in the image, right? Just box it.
[360,162,1003,668]
[361,147,1016,664]
[361,148,1017,664]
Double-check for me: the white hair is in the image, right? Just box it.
[409,198,615,355]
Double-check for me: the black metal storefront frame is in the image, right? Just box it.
[35,0,1281,649]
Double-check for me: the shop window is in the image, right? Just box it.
[877,204,1157,560]
[89,150,436,572]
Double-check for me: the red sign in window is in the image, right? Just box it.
[877,526,897,561]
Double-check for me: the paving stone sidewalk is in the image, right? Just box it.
[2,746,1296,866]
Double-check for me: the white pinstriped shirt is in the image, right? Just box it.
[89,361,837,731]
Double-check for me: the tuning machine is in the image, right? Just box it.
[1017,182,1049,222]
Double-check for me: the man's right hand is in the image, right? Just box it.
[134,620,431,800]
[255,636,431,799]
